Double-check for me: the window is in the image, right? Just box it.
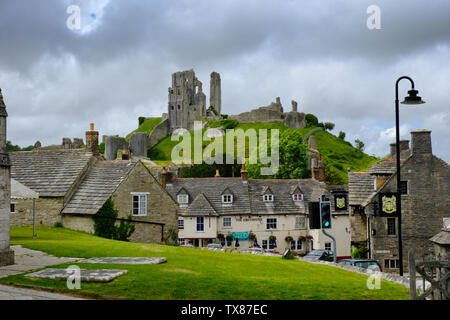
[266,218,277,230]
[10,203,16,214]
[222,194,233,204]
[196,217,204,232]
[399,181,408,195]
[325,242,332,251]
[178,238,185,246]
[295,216,306,229]
[223,217,232,228]
[177,194,189,204]
[292,194,303,201]
[385,259,400,269]
[263,194,274,202]
[290,240,303,251]
[178,219,184,230]
[132,193,147,216]
[387,218,396,235]
[262,238,276,250]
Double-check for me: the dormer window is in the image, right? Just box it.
[222,194,233,204]
[177,194,189,204]
[263,194,274,202]
[292,194,303,202]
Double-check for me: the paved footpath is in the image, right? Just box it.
[0,245,84,300]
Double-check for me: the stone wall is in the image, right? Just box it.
[10,198,63,227]
[104,136,128,160]
[147,118,170,150]
[210,72,221,115]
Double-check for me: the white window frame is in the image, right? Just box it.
[266,218,277,230]
[131,192,148,216]
[292,194,303,202]
[290,240,303,251]
[196,217,205,232]
[178,219,184,230]
[222,194,233,204]
[222,217,232,228]
[177,194,189,204]
[263,194,274,202]
[295,216,306,229]
[10,202,17,214]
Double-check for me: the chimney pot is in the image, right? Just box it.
[90,123,95,131]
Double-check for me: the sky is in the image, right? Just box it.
[0,0,448,162]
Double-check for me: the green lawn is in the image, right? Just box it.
[126,117,162,140]
[147,121,378,183]
[1,227,409,300]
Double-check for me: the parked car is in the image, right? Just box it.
[338,259,382,272]
[248,247,263,254]
[207,243,222,250]
[304,250,334,261]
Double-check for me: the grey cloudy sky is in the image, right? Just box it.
[0,0,449,161]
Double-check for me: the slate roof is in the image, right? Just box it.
[367,159,402,174]
[429,230,450,245]
[167,178,328,216]
[348,172,375,206]
[62,160,136,215]
[11,178,39,199]
[10,150,93,197]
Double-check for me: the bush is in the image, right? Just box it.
[138,117,146,126]
[54,222,64,228]
[209,106,219,116]
[93,198,136,241]
[305,114,318,127]
[351,244,369,259]
[99,142,105,154]
[164,228,178,245]
[338,131,346,140]
[354,139,365,152]
[324,122,335,131]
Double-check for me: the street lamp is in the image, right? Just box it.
[395,76,425,276]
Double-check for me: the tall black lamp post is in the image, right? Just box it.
[395,76,425,276]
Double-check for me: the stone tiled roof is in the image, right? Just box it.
[167,178,251,216]
[167,178,328,216]
[348,172,375,206]
[183,193,218,216]
[62,160,136,215]
[10,150,93,197]
[368,159,402,174]
[429,230,450,245]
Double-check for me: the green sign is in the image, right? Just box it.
[230,232,251,240]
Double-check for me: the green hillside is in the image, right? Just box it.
[126,117,162,140]
[147,120,378,184]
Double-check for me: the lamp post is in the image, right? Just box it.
[394,76,425,276]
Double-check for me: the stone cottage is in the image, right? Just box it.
[164,166,351,258]
[9,125,178,244]
[348,129,450,272]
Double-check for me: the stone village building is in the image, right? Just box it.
[9,124,178,244]
[348,129,450,272]
[163,165,352,258]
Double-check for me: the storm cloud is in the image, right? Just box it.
[0,0,448,161]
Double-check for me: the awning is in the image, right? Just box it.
[11,178,39,200]
[231,232,251,240]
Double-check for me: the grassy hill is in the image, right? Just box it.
[147,120,378,184]
[126,117,162,140]
[1,227,408,300]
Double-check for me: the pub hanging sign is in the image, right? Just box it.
[379,193,398,216]
[334,194,347,211]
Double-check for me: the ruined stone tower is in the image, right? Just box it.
[168,69,206,132]
[210,72,221,115]
[0,88,14,266]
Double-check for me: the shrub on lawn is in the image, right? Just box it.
[94,198,135,241]
[54,222,64,228]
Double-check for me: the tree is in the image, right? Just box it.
[94,198,118,239]
[324,122,335,131]
[115,215,136,241]
[305,114,319,127]
[338,131,346,140]
[247,129,310,179]
[354,139,365,152]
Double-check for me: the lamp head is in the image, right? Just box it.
[401,89,425,105]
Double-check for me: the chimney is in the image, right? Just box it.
[215,169,220,177]
[86,123,100,156]
[390,140,410,158]
[241,161,248,182]
[161,167,168,188]
[411,129,432,155]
